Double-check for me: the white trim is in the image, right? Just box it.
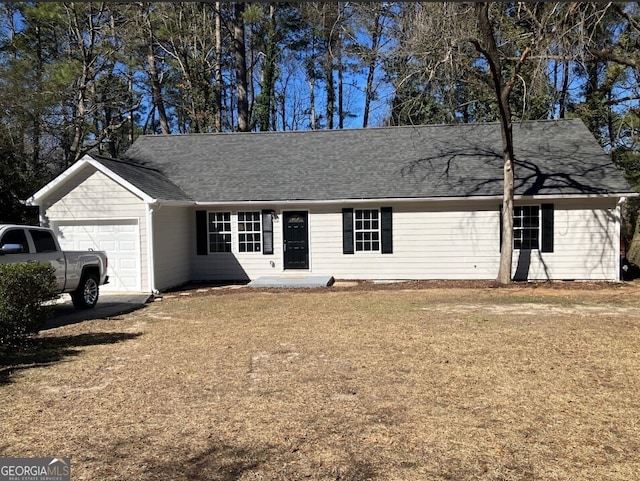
[354,208,381,253]
[86,157,157,203]
[47,216,140,223]
[206,211,233,254]
[147,205,157,294]
[27,154,157,206]
[194,192,635,208]
[615,198,625,282]
[237,210,263,254]
[513,204,541,251]
[28,157,89,205]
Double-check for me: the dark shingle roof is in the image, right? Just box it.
[111,119,633,203]
[92,155,192,202]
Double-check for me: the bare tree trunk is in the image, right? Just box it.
[323,4,336,130]
[32,23,43,163]
[628,216,640,267]
[559,60,569,119]
[256,4,277,131]
[475,3,514,284]
[234,2,249,132]
[140,3,170,135]
[146,46,170,134]
[308,78,316,130]
[128,71,135,144]
[363,7,382,128]
[214,1,222,132]
[325,47,335,129]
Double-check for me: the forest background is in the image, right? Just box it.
[1,2,640,262]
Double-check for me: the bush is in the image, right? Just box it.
[0,263,58,347]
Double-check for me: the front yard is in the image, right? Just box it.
[1,283,640,480]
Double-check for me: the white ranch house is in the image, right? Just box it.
[28,119,635,293]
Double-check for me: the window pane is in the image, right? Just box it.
[29,230,57,253]
[354,209,381,252]
[513,206,540,251]
[1,229,28,253]
[238,212,262,253]
[208,212,232,252]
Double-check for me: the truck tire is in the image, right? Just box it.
[71,273,99,309]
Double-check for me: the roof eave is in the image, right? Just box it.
[192,191,635,207]
[26,154,158,206]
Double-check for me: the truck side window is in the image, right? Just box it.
[0,229,29,253]
[29,229,57,253]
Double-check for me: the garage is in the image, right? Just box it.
[54,220,141,292]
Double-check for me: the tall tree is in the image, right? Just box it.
[234,2,250,132]
[135,3,171,135]
[397,2,567,283]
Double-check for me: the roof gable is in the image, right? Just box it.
[91,155,192,202]
[28,154,192,206]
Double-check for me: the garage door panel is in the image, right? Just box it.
[119,240,136,251]
[120,258,137,269]
[99,240,117,251]
[55,221,140,292]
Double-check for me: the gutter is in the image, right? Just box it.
[193,192,638,208]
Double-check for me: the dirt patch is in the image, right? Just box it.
[1,286,640,480]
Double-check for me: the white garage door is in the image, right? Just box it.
[55,221,140,292]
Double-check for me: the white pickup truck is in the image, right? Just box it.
[0,225,109,309]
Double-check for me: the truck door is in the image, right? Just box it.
[27,229,66,290]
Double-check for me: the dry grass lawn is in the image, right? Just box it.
[2,283,640,480]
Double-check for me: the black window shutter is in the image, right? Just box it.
[541,203,554,253]
[342,208,354,254]
[262,210,274,255]
[196,210,208,255]
[381,207,393,254]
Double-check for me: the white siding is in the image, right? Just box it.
[152,205,192,291]
[512,199,619,281]
[43,168,149,291]
[191,209,283,281]
[188,198,621,282]
[310,202,500,280]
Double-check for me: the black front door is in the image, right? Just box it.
[283,211,309,269]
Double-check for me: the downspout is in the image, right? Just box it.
[615,197,626,282]
[147,203,157,294]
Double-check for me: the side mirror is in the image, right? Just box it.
[0,244,24,254]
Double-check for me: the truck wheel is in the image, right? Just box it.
[72,274,99,309]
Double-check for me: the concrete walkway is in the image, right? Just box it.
[45,293,152,330]
[248,275,335,288]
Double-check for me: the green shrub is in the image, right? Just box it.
[0,263,58,347]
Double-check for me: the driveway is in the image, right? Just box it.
[45,293,152,330]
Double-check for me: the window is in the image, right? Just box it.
[513,205,540,250]
[208,212,231,253]
[499,204,553,253]
[29,229,57,253]
[343,207,392,255]
[238,211,261,252]
[355,209,380,252]
[196,210,273,256]
[0,229,28,253]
